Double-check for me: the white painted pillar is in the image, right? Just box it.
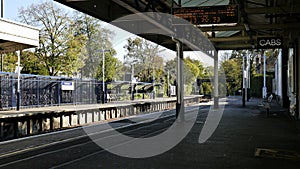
[263,51,267,98]
[16,50,22,111]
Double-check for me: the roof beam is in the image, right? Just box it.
[245,0,266,7]
[199,23,300,32]
[215,43,254,50]
[209,35,277,42]
[198,25,244,31]
[245,5,300,14]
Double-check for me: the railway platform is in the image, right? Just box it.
[0,96,300,169]
[93,96,300,169]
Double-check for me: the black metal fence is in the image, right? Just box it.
[0,72,104,110]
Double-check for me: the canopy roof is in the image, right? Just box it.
[0,18,39,53]
[55,0,300,50]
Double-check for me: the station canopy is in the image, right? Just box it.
[0,18,39,53]
[55,0,300,50]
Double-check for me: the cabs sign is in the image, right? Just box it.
[257,37,283,49]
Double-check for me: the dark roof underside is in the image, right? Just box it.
[55,0,300,51]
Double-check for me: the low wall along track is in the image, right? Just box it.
[0,96,204,141]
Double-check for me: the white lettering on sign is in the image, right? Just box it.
[257,37,283,49]
[259,39,281,47]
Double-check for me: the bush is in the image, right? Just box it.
[251,74,272,98]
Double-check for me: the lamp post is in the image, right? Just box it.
[99,47,110,104]
[130,60,138,100]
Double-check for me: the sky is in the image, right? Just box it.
[2,0,226,66]
[4,0,41,20]
[3,0,69,20]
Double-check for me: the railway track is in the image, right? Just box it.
[0,104,210,169]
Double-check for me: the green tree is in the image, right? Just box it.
[1,52,18,73]
[184,57,200,84]
[123,37,164,82]
[201,66,214,95]
[73,12,122,80]
[20,51,48,75]
[164,58,176,81]
[18,1,85,76]
[221,58,242,95]
[95,50,121,82]
[164,57,208,95]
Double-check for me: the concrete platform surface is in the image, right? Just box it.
[84,96,300,169]
[1,96,300,169]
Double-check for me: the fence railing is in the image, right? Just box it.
[0,72,104,110]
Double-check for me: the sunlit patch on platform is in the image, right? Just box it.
[255,148,300,161]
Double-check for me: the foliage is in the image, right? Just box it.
[201,66,214,95]
[221,58,242,95]
[164,56,210,95]
[123,37,164,82]
[72,12,122,80]
[18,1,86,76]
[15,3,123,81]
[21,51,48,75]
[1,52,18,73]
[95,50,122,82]
[184,57,200,84]
[222,49,277,97]
[164,59,176,85]
[251,74,272,97]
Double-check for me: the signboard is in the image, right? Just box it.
[173,5,239,25]
[257,37,283,49]
[61,81,74,90]
[170,85,176,96]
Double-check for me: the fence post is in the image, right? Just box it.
[57,80,61,106]
[37,77,40,107]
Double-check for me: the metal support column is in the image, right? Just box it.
[214,50,219,109]
[175,40,184,121]
[282,47,289,108]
